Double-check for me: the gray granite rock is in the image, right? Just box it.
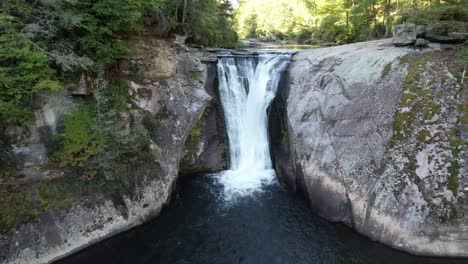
[393,23,417,46]
[415,38,430,47]
[425,22,468,43]
[283,39,468,257]
[179,63,228,174]
[0,37,217,264]
[393,22,467,46]
[416,25,426,38]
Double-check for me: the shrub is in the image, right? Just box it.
[51,106,106,168]
[0,14,61,126]
[0,134,16,180]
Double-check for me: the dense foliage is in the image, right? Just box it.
[51,105,106,169]
[0,0,237,179]
[0,0,237,123]
[0,14,61,126]
[49,80,153,190]
[186,0,238,47]
[235,0,468,44]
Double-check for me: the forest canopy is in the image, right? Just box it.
[0,0,237,127]
[1,0,466,129]
[234,0,468,44]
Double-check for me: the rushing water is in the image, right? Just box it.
[57,175,465,264]
[55,52,467,264]
[215,52,290,200]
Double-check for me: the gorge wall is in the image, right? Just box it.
[1,36,467,264]
[272,38,468,257]
[0,37,225,264]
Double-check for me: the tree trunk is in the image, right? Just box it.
[346,10,349,37]
[182,0,188,24]
[384,0,392,38]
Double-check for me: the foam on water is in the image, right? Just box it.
[216,52,291,200]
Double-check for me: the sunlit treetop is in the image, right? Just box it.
[234,0,467,44]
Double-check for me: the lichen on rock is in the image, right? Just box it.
[390,50,467,224]
[283,39,468,257]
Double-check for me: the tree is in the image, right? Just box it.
[185,0,238,47]
[0,14,61,126]
[384,0,392,37]
[234,0,467,44]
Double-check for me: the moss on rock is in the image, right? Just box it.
[180,108,208,174]
[448,162,460,196]
[416,129,431,142]
[390,50,466,222]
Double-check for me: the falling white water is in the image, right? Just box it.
[216,52,291,200]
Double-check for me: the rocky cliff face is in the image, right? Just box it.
[1,35,466,263]
[179,63,228,175]
[0,38,225,264]
[277,38,468,257]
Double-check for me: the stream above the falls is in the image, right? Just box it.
[56,174,465,264]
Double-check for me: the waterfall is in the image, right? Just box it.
[216,52,291,199]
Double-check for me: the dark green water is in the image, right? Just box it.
[56,174,467,264]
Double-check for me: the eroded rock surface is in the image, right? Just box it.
[179,63,228,174]
[0,38,219,264]
[393,23,417,46]
[393,22,468,48]
[282,39,468,257]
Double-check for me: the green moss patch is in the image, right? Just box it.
[0,134,16,180]
[381,63,392,79]
[416,130,431,143]
[423,102,441,120]
[393,112,408,141]
[391,50,466,207]
[0,177,80,234]
[448,165,460,196]
[180,108,208,174]
[142,112,158,140]
[0,183,39,233]
[392,53,441,143]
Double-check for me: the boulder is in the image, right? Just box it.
[425,22,468,43]
[427,42,441,49]
[282,38,468,257]
[393,23,417,46]
[449,32,468,40]
[205,47,228,53]
[415,38,430,47]
[260,35,279,42]
[416,25,426,37]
